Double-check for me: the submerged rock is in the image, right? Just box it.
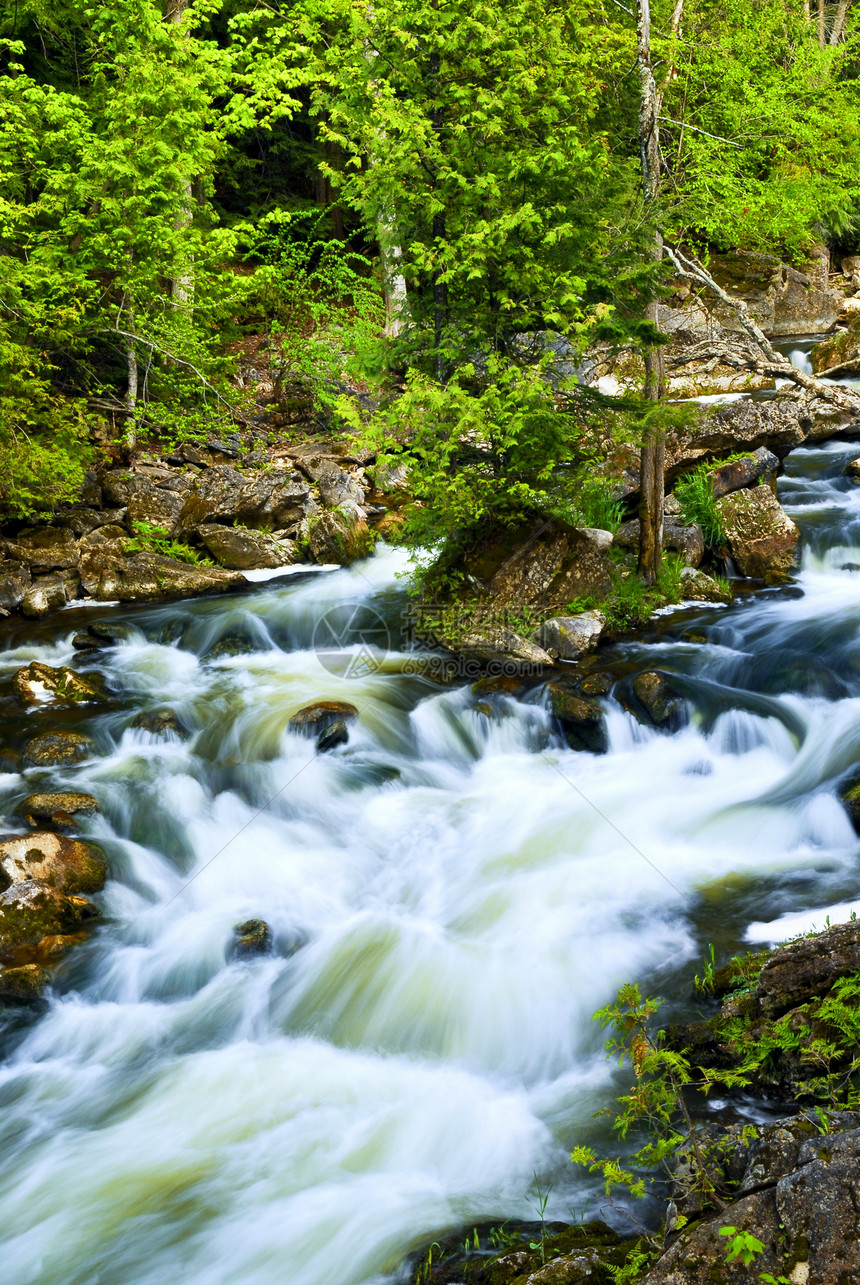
[546,682,608,753]
[14,661,107,707]
[290,701,358,750]
[716,485,800,582]
[0,832,107,895]
[233,918,271,958]
[536,611,605,660]
[22,731,94,767]
[130,708,185,737]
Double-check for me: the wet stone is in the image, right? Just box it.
[233,919,271,958]
[317,719,349,753]
[0,832,108,895]
[17,792,99,823]
[130,708,185,737]
[546,682,608,754]
[22,731,94,768]
[0,878,98,960]
[631,671,687,729]
[0,963,50,1002]
[14,661,107,707]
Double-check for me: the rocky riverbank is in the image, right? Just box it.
[412,919,860,1285]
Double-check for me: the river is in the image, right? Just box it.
[0,425,859,1283]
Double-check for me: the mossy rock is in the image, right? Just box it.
[17,792,99,823]
[22,731,95,767]
[0,832,107,895]
[14,661,108,707]
[0,878,98,961]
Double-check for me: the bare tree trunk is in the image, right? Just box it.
[818,0,827,44]
[125,328,138,452]
[636,0,667,585]
[166,0,193,307]
[378,214,407,339]
[829,0,851,42]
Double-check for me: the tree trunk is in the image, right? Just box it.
[125,331,138,452]
[829,0,851,42]
[818,0,827,44]
[636,0,666,585]
[166,0,193,307]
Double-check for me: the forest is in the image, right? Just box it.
[3,0,860,553]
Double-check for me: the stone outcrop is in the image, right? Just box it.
[456,628,553,669]
[305,507,376,565]
[546,679,608,752]
[716,485,800,581]
[708,246,842,337]
[810,319,860,377]
[79,548,247,602]
[629,671,687,729]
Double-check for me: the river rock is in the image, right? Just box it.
[0,832,107,895]
[716,485,800,581]
[130,708,185,737]
[754,918,860,1018]
[0,963,51,1002]
[546,682,608,753]
[844,456,860,480]
[631,672,686,729]
[21,576,70,617]
[706,446,779,498]
[17,792,99,824]
[79,547,246,602]
[0,878,98,959]
[197,523,296,570]
[125,478,188,536]
[456,627,553,669]
[1,526,79,573]
[298,456,365,510]
[233,918,271,957]
[810,320,860,377]
[679,567,731,602]
[0,560,31,613]
[22,731,94,767]
[305,508,375,565]
[536,611,605,660]
[289,701,358,734]
[14,661,107,707]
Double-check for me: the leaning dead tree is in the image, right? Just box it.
[664,243,860,415]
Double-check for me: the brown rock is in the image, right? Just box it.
[1,526,79,573]
[716,485,800,582]
[306,508,376,565]
[753,919,860,1017]
[289,701,359,733]
[22,731,94,767]
[0,963,50,1002]
[197,524,296,570]
[79,548,246,602]
[0,560,31,613]
[0,832,107,895]
[14,661,107,706]
[546,682,608,753]
[707,447,780,499]
[0,879,98,960]
[631,672,686,729]
[17,792,99,822]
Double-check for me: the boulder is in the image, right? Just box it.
[0,832,107,895]
[234,475,315,531]
[129,708,185,737]
[174,465,246,530]
[678,567,732,603]
[456,628,553,669]
[296,456,365,510]
[810,320,860,377]
[79,548,246,602]
[536,611,606,660]
[753,919,860,1018]
[716,485,800,582]
[316,720,349,752]
[125,478,188,536]
[21,577,70,618]
[196,524,296,571]
[22,731,94,767]
[706,446,780,499]
[289,701,358,734]
[844,457,860,480]
[452,516,614,609]
[0,879,98,960]
[546,682,608,753]
[630,672,686,729]
[17,792,99,824]
[14,661,107,707]
[305,508,376,565]
[233,919,271,958]
[0,963,50,1002]
[0,560,31,613]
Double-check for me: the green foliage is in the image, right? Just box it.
[251,213,385,406]
[694,943,717,995]
[345,356,585,547]
[675,467,725,549]
[719,1226,765,1267]
[124,521,208,565]
[566,478,626,534]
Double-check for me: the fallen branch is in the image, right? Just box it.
[663,243,860,415]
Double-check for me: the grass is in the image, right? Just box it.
[675,466,726,549]
[124,520,210,565]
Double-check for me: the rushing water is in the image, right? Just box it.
[1,439,860,1284]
